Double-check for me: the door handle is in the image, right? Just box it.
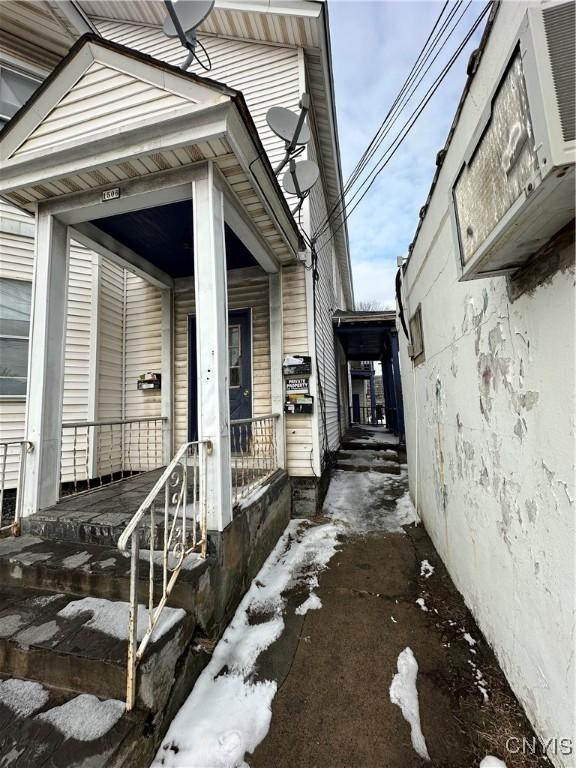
[243,388,250,397]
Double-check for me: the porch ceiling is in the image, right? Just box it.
[93,200,257,278]
[0,34,302,263]
[334,310,397,362]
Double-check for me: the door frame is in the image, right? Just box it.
[187,307,253,441]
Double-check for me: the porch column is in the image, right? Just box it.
[390,331,405,439]
[192,163,232,531]
[23,212,70,515]
[269,272,285,469]
[161,287,174,463]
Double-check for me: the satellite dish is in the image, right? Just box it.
[267,107,310,146]
[163,0,215,37]
[282,160,319,197]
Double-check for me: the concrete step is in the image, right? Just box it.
[335,448,402,474]
[0,535,209,611]
[0,584,194,709]
[0,673,146,768]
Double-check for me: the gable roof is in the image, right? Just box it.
[0,33,302,259]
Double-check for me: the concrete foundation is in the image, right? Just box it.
[290,470,331,518]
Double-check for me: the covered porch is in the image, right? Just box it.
[0,34,301,534]
[0,33,301,710]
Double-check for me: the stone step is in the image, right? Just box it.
[335,462,401,474]
[0,535,210,611]
[0,673,146,768]
[335,448,402,474]
[0,585,194,709]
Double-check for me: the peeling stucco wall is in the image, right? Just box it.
[398,3,575,764]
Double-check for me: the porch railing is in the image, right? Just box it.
[350,405,385,426]
[60,417,166,497]
[117,439,211,711]
[0,440,33,535]
[231,414,280,505]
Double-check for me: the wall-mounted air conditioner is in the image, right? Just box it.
[452,1,575,281]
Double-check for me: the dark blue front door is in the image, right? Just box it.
[188,309,252,441]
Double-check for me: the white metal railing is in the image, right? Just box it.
[0,440,33,535]
[117,439,211,711]
[60,417,166,497]
[231,414,280,505]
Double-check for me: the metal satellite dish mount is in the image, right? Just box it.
[267,94,311,175]
[163,0,214,71]
[282,158,320,215]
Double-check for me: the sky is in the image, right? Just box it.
[327,0,487,308]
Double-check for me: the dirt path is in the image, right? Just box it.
[250,452,549,768]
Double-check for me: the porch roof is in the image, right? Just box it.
[0,33,303,262]
[333,310,397,362]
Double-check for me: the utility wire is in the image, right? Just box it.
[315,0,475,241]
[343,0,455,195]
[312,1,492,254]
[314,0,455,237]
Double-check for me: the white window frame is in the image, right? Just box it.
[0,277,32,400]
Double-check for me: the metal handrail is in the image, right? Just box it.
[0,440,33,535]
[118,439,212,711]
[60,416,166,496]
[230,413,281,426]
[62,417,166,429]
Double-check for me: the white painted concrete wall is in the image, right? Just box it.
[398,3,575,763]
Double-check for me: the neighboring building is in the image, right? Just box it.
[397,2,575,765]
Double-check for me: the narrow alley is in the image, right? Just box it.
[154,426,549,768]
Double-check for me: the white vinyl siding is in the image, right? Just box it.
[13,61,195,157]
[0,201,100,486]
[307,138,340,456]
[281,262,315,476]
[60,243,95,482]
[123,275,163,471]
[173,276,271,450]
[94,20,301,173]
[94,258,124,475]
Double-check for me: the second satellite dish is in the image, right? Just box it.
[163,0,215,36]
[267,107,310,146]
[282,160,319,197]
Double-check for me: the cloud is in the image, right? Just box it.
[329,0,486,306]
[352,255,398,309]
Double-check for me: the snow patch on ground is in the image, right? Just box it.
[468,659,490,702]
[16,619,60,648]
[36,694,124,741]
[323,471,415,535]
[389,647,430,761]
[295,593,322,615]
[0,679,49,717]
[0,614,25,637]
[420,559,434,579]
[480,758,507,767]
[462,631,477,647]
[57,597,185,642]
[152,519,340,768]
[394,492,419,527]
[9,551,51,565]
[60,551,92,569]
[338,449,397,466]
[416,598,428,612]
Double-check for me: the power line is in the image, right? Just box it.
[315,0,457,238]
[312,1,492,255]
[315,0,476,242]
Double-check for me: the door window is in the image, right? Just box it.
[229,325,241,387]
